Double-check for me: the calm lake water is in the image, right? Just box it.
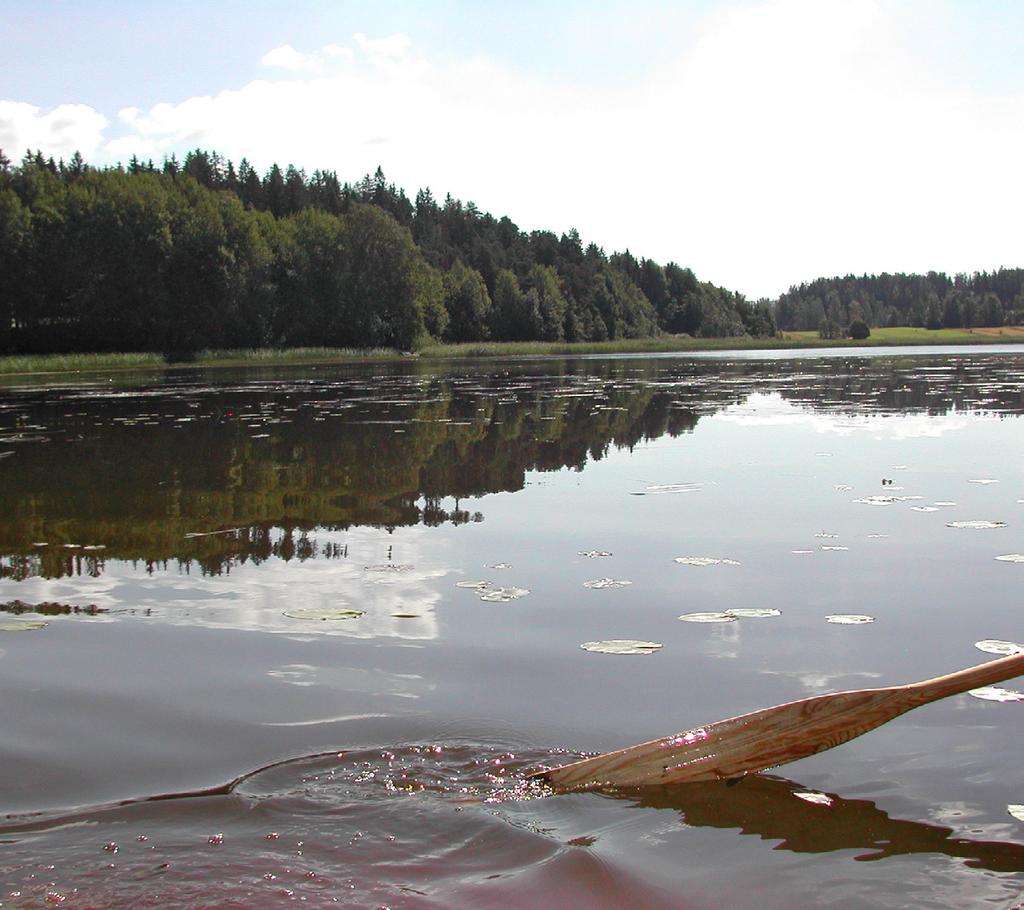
[1,347,1023,908]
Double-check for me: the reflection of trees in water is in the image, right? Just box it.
[627,773,1024,872]
[0,354,1021,577]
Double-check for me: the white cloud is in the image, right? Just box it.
[0,100,108,161]
[261,43,318,71]
[354,32,411,59]
[3,6,1023,299]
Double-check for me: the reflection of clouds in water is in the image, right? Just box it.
[264,662,431,708]
[760,668,883,696]
[700,620,741,660]
[710,392,978,439]
[1,526,444,640]
[267,663,318,686]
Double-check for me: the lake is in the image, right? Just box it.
[1,347,1023,908]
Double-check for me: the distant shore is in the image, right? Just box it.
[1,326,1022,377]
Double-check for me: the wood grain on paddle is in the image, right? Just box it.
[537,652,1024,789]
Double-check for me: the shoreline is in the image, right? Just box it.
[1,327,1023,377]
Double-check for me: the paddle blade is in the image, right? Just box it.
[538,687,913,789]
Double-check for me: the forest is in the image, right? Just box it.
[3,148,1021,357]
[0,148,775,358]
[774,270,1024,335]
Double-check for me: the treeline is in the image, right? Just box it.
[0,148,775,357]
[775,271,1024,334]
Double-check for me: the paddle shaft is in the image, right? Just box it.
[538,652,1024,788]
[902,650,1024,705]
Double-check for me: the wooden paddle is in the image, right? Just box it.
[535,651,1024,789]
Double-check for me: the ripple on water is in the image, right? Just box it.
[0,745,678,908]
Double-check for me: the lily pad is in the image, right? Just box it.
[678,612,737,623]
[364,563,414,573]
[0,620,48,632]
[456,580,492,589]
[479,586,530,602]
[487,562,512,570]
[969,478,999,485]
[578,550,612,558]
[791,549,813,555]
[727,608,782,619]
[282,608,364,621]
[673,557,740,567]
[946,520,1006,529]
[854,495,897,505]
[975,639,1024,656]
[820,545,849,551]
[995,554,1024,563]
[968,686,1024,702]
[793,791,833,807]
[912,506,939,513]
[580,640,663,655]
[1008,805,1024,822]
[583,578,633,589]
[825,614,875,624]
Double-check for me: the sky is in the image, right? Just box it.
[1,0,1023,300]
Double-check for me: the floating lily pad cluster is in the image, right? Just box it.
[673,556,741,567]
[579,640,663,655]
[582,578,633,589]
[968,686,1024,703]
[282,608,365,621]
[455,579,531,602]
[677,608,782,623]
[0,619,48,632]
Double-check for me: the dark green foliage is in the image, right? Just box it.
[0,148,805,355]
[775,269,1024,331]
[847,319,870,340]
[818,318,842,340]
[442,260,491,342]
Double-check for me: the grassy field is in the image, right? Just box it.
[1,328,1021,376]
[780,325,1024,345]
